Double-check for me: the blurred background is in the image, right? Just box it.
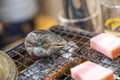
[0,0,62,49]
[0,0,110,49]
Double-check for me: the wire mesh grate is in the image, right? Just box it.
[4,25,120,80]
[5,42,40,72]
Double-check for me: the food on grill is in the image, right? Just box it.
[90,33,120,59]
[25,30,67,57]
[71,61,114,80]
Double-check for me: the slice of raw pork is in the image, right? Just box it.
[90,33,120,59]
[71,61,114,80]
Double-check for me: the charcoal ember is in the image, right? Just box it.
[62,41,78,53]
[101,58,112,65]
[60,41,79,61]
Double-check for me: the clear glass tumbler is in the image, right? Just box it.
[59,0,102,33]
[101,0,120,36]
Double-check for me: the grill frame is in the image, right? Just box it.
[4,25,120,80]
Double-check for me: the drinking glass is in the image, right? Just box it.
[101,0,120,36]
[59,0,102,33]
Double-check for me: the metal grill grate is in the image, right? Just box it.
[5,25,120,80]
[5,42,40,72]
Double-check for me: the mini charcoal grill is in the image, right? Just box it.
[4,25,120,80]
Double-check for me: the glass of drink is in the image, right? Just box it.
[101,0,120,36]
[59,0,102,33]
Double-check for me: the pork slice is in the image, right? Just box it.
[71,61,114,80]
[90,33,120,59]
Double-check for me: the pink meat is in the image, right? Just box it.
[71,61,114,80]
[90,33,120,59]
